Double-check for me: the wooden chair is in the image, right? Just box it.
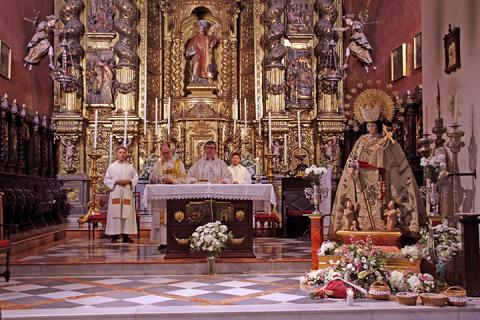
[87,192,141,240]
[0,224,17,282]
[254,211,279,237]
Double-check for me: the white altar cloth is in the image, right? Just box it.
[142,184,277,242]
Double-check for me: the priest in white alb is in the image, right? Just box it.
[227,152,252,184]
[148,142,186,250]
[187,140,233,184]
[104,146,138,243]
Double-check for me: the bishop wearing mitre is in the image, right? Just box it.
[149,143,187,185]
[104,146,138,243]
[227,152,252,184]
[187,141,233,184]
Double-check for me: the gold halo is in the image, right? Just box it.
[353,89,394,123]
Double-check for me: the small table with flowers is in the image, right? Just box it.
[142,184,276,259]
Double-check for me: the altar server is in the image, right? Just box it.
[227,152,252,184]
[187,141,233,184]
[104,146,138,243]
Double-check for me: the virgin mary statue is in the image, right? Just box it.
[330,89,426,238]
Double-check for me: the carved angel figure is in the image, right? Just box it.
[335,9,376,73]
[343,199,359,231]
[24,14,59,71]
[384,200,399,231]
[185,20,221,85]
[61,139,76,170]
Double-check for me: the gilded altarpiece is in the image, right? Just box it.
[51,0,346,216]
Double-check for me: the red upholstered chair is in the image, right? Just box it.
[0,224,17,282]
[87,192,141,240]
[254,211,279,237]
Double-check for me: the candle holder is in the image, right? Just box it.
[265,153,274,184]
[446,124,466,214]
[417,133,433,158]
[78,152,102,225]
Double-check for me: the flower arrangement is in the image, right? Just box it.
[300,268,341,287]
[317,240,338,256]
[190,221,233,257]
[337,238,388,289]
[420,154,447,183]
[140,156,157,179]
[240,157,256,176]
[400,244,422,262]
[305,164,328,186]
[419,221,461,265]
[388,270,436,294]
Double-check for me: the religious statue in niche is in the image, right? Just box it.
[23,14,59,71]
[86,50,115,104]
[286,0,313,34]
[335,9,376,73]
[322,138,337,165]
[272,139,284,171]
[286,52,313,105]
[88,0,115,33]
[264,0,286,69]
[61,139,77,173]
[185,20,221,85]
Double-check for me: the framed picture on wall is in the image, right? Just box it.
[0,40,11,79]
[391,43,407,81]
[444,25,460,74]
[414,33,422,69]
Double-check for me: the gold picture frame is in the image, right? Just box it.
[444,25,461,74]
[414,33,422,69]
[0,40,12,79]
[391,43,407,81]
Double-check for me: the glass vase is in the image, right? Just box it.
[206,256,215,275]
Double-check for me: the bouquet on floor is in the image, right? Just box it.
[190,221,233,257]
[388,270,436,294]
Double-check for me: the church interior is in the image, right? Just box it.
[0,0,479,319]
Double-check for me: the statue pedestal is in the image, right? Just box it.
[336,230,402,247]
[186,84,217,98]
[308,214,325,270]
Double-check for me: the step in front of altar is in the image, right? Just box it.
[317,255,421,273]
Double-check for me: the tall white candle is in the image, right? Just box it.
[255,157,260,176]
[93,110,98,149]
[123,110,128,147]
[297,110,302,148]
[109,133,112,164]
[258,120,261,139]
[167,97,171,136]
[155,97,158,136]
[424,105,428,134]
[283,133,287,163]
[233,98,237,136]
[244,98,247,133]
[268,111,272,149]
[144,98,147,134]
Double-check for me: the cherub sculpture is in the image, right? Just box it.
[61,139,76,171]
[343,199,359,231]
[24,14,59,71]
[335,9,376,73]
[384,200,399,231]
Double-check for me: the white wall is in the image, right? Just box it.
[422,0,480,213]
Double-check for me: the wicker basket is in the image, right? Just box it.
[444,286,467,307]
[368,281,391,300]
[396,292,418,306]
[419,293,448,307]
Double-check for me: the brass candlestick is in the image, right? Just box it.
[265,153,274,184]
[417,133,433,158]
[78,153,102,225]
[446,124,466,213]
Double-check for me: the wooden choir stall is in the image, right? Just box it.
[142,184,276,259]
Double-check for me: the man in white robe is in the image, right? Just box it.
[149,143,187,184]
[104,146,138,243]
[227,152,252,184]
[187,140,233,184]
[148,143,186,250]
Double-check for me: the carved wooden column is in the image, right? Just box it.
[0,94,9,173]
[6,100,18,174]
[15,104,27,175]
[31,112,41,176]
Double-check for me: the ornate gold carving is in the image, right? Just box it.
[66,188,80,202]
[174,210,185,223]
[185,104,217,118]
[235,210,245,222]
[192,121,212,135]
[173,234,190,245]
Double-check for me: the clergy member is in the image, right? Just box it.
[149,143,187,184]
[104,146,138,243]
[187,141,233,184]
[227,152,252,184]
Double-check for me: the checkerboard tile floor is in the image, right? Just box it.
[0,274,320,311]
[13,237,311,264]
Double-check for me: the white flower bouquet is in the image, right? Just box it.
[190,221,233,257]
[317,240,338,256]
[400,244,423,262]
[305,164,328,186]
[420,154,447,183]
[419,221,462,265]
[388,270,435,294]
